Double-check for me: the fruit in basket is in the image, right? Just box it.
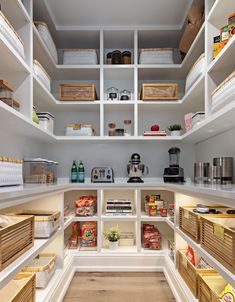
[150,124,160,131]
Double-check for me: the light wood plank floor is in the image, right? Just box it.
[63,272,176,302]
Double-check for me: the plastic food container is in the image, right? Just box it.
[185,53,205,92]
[63,49,98,65]
[65,124,94,136]
[0,157,23,186]
[192,112,205,128]
[22,253,56,288]
[33,59,51,91]
[37,112,54,133]
[74,196,97,216]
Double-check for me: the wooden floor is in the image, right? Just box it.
[63,272,176,302]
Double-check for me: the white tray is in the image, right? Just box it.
[185,53,205,92]
[139,49,173,64]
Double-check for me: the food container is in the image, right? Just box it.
[65,124,94,136]
[0,80,13,99]
[160,208,168,217]
[192,112,205,128]
[124,119,132,136]
[122,51,132,64]
[211,71,235,112]
[119,232,135,246]
[32,106,39,124]
[143,224,161,250]
[1,98,20,111]
[0,214,34,271]
[120,89,131,100]
[114,128,125,136]
[33,59,51,91]
[145,195,165,215]
[106,52,112,64]
[60,84,97,101]
[107,87,119,101]
[10,210,61,238]
[194,162,210,184]
[168,203,174,217]
[185,53,205,92]
[139,48,174,64]
[148,203,157,216]
[228,13,235,37]
[0,272,36,302]
[140,83,178,101]
[74,196,97,216]
[0,157,23,186]
[34,21,58,63]
[0,11,25,58]
[198,274,227,302]
[37,112,54,133]
[111,50,122,64]
[184,112,193,132]
[108,122,116,136]
[22,253,56,288]
[168,239,175,261]
[63,49,98,65]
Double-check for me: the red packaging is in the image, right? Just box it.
[81,221,97,247]
[186,245,196,265]
[143,224,161,250]
[160,208,168,217]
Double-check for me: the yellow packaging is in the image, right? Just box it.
[220,284,235,302]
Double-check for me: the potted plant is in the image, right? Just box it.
[168,124,183,136]
[104,225,120,250]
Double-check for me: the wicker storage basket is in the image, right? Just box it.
[0,11,25,58]
[33,59,51,91]
[0,272,36,302]
[185,53,205,92]
[179,206,228,243]
[22,253,56,288]
[200,214,235,274]
[9,210,60,239]
[140,83,178,101]
[34,21,58,63]
[60,84,97,101]
[63,49,98,65]
[0,215,34,271]
[211,71,235,112]
[177,250,216,298]
[198,274,226,302]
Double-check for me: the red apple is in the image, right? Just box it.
[151,124,160,131]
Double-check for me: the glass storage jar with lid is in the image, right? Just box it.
[106,52,112,64]
[122,51,132,64]
[107,87,119,101]
[124,120,132,136]
[111,50,122,64]
[120,90,131,100]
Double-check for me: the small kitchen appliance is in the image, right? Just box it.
[91,167,114,183]
[163,147,184,183]
[127,153,149,183]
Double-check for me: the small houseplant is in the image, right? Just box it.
[168,124,183,136]
[104,225,120,250]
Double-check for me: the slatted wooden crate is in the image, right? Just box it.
[177,250,216,298]
[0,216,34,271]
[200,214,235,274]
[140,83,178,101]
[198,273,226,302]
[60,84,98,101]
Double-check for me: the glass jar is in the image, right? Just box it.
[108,123,116,136]
[0,80,13,99]
[106,52,112,64]
[107,87,119,101]
[122,51,131,64]
[120,90,131,101]
[111,50,122,64]
[124,120,132,136]
[114,129,125,136]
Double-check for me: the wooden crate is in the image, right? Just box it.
[177,250,215,298]
[200,214,235,274]
[140,83,178,101]
[179,206,228,243]
[60,84,97,101]
[0,216,34,271]
[0,272,36,302]
[198,273,226,302]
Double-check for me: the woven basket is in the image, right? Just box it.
[140,83,178,100]
[60,84,97,101]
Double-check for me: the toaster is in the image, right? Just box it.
[91,167,114,183]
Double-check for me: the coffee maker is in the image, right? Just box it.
[127,153,149,183]
[163,147,184,183]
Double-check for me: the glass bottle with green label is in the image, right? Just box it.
[71,160,77,183]
[77,161,85,183]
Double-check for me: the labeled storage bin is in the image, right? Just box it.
[65,124,94,136]
[0,215,34,271]
[211,71,235,112]
[139,48,174,64]
[140,83,178,101]
[34,21,58,63]
[177,249,215,298]
[33,60,51,91]
[200,214,235,274]
[185,53,205,92]
[37,112,54,134]
[0,272,36,302]
[10,210,60,238]
[0,157,23,186]
[198,274,226,302]
[63,49,98,65]
[0,11,25,58]
[22,253,56,288]
[60,84,97,101]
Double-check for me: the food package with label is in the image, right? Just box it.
[74,195,97,216]
[220,284,235,302]
[81,221,97,248]
[69,222,80,249]
[145,194,165,216]
[143,224,161,250]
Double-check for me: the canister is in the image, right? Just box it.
[194,162,210,184]
[122,51,131,64]
[111,50,122,64]
[213,157,233,184]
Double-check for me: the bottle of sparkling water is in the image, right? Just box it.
[71,160,77,183]
[77,161,85,183]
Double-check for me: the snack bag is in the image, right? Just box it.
[81,221,97,247]
[186,245,200,266]
[220,284,235,302]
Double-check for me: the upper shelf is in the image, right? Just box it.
[207,0,235,28]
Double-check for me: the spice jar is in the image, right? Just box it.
[168,203,174,217]
[148,203,157,216]
[108,123,116,136]
[112,50,122,64]
[120,89,131,100]
[124,119,132,136]
[107,87,119,101]
[160,208,168,217]
[106,52,112,64]
[122,51,132,64]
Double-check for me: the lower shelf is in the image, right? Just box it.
[101,246,138,254]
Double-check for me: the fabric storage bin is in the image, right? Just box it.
[65,124,94,136]
[22,253,56,288]
[185,53,205,92]
[0,157,23,186]
[0,272,36,302]
[60,84,97,101]
[140,83,178,101]
[177,250,216,298]
[200,214,235,274]
[63,49,98,65]
[37,112,54,133]
[34,21,58,63]
[33,60,51,91]
[211,71,235,112]
[0,11,25,58]
[198,274,227,302]
[119,232,135,246]
[10,210,61,238]
[0,215,34,271]
[192,112,205,128]
[139,48,174,64]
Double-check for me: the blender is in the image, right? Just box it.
[127,153,149,183]
[163,147,184,183]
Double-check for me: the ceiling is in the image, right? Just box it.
[40,0,193,29]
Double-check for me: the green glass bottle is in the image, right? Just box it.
[71,160,77,183]
[77,161,85,183]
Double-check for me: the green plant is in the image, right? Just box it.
[168,124,182,131]
[104,225,120,242]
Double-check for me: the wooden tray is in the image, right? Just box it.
[198,273,226,302]
[140,83,178,101]
[60,84,97,101]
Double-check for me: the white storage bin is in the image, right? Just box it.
[139,48,174,64]
[34,21,58,63]
[63,49,98,65]
[192,112,205,128]
[22,253,56,288]
[0,11,25,58]
[0,157,23,186]
[211,71,235,112]
[33,59,51,91]
[65,124,94,136]
[37,112,54,133]
[185,53,205,92]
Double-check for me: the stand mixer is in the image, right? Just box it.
[127,153,149,183]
